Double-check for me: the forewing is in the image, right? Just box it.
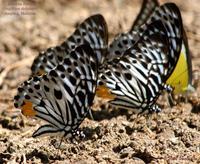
[108,0,159,61]
[131,0,159,31]
[107,32,139,61]
[140,3,183,78]
[31,14,108,76]
[107,3,183,69]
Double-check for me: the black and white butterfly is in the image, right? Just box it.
[14,45,98,137]
[108,0,194,97]
[31,14,108,76]
[98,3,183,113]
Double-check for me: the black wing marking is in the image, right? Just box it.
[107,3,183,79]
[131,0,159,31]
[100,20,169,113]
[100,3,183,113]
[31,14,108,76]
[14,44,98,137]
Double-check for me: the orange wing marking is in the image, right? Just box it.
[96,85,116,100]
[21,101,36,116]
[37,70,46,76]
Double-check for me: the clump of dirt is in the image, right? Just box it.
[0,0,200,163]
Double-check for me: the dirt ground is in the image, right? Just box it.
[0,0,200,163]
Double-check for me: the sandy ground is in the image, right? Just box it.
[0,0,200,163]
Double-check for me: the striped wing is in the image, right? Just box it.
[133,0,193,94]
[131,0,194,95]
[131,0,159,31]
[144,3,183,78]
[107,2,183,73]
[107,0,159,61]
[14,45,98,137]
[99,4,183,113]
[107,32,139,61]
[100,20,170,113]
[31,14,108,76]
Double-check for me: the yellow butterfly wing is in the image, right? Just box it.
[166,31,194,94]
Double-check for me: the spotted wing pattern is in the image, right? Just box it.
[99,3,183,113]
[107,3,183,74]
[143,3,183,78]
[131,0,159,31]
[100,20,169,113]
[132,0,194,95]
[31,14,108,76]
[14,45,98,137]
[107,0,159,62]
[107,31,139,62]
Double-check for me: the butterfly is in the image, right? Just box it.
[97,3,183,113]
[133,0,194,96]
[109,0,194,96]
[14,45,98,137]
[31,14,108,76]
[131,0,195,107]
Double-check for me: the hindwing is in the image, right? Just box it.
[99,3,183,113]
[14,45,98,137]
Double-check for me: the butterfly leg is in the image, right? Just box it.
[163,84,176,107]
[74,130,86,139]
[70,129,86,143]
[52,136,65,149]
[149,104,161,113]
[163,84,173,93]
